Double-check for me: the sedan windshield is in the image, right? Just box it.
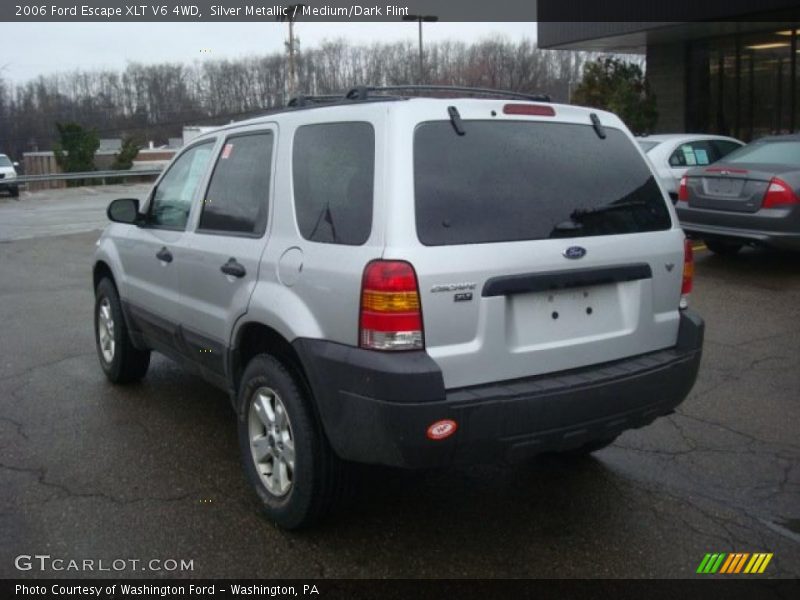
[0,156,12,167]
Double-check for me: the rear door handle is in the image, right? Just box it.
[220,258,246,278]
[156,247,173,263]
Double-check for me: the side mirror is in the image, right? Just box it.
[12,161,19,168]
[107,198,142,224]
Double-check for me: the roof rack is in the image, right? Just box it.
[286,94,343,107]
[344,85,551,102]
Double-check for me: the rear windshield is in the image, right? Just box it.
[414,121,671,246]
[723,140,800,165]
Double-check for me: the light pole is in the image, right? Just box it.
[402,14,438,84]
[278,4,304,100]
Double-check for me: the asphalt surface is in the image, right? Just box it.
[1,186,798,579]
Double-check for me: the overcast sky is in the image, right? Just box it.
[0,22,537,84]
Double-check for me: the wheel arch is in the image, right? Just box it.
[230,322,314,410]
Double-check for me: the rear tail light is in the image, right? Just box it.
[678,176,689,202]
[762,177,799,208]
[359,260,424,351]
[681,238,693,309]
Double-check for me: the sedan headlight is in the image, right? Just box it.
[5,172,16,179]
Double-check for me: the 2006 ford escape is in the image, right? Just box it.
[93,86,704,528]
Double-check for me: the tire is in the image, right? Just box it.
[237,354,343,529]
[94,278,150,383]
[10,186,19,198]
[558,435,618,457]
[705,239,742,256]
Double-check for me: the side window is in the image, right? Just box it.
[669,141,717,168]
[198,132,274,235]
[712,140,744,160]
[150,142,214,229]
[292,122,374,245]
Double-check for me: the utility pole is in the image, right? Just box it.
[402,14,438,84]
[278,4,304,101]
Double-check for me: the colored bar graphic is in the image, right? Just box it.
[702,552,773,574]
[710,553,726,573]
[697,554,712,574]
[734,553,750,573]
[720,553,736,573]
[758,554,773,573]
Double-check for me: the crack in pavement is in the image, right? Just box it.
[0,352,95,383]
[0,461,196,507]
[0,416,29,441]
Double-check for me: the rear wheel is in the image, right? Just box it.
[237,354,343,529]
[705,239,742,256]
[94,278,150,383]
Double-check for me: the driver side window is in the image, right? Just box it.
[149,141,214,229]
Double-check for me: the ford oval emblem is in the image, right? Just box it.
[563,246,587,260]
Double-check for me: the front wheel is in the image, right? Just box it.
[94,278,150,383]
[237,354,343,529]
[10,186,19,198]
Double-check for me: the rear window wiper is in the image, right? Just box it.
[570,200,647,220]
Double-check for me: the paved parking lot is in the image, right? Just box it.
[0,186,798,578]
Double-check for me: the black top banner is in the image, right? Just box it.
[3,0,800,22]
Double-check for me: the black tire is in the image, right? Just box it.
[94,278,150,383]
[237,354,343,529]
[10,186,19,198]
[558,435,618,457]
[705,239,742,256]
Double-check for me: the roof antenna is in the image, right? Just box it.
[448,106,466,136]
[590,113,606,139]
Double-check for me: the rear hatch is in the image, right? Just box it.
[685,163,792,213]
[398,109,685,389]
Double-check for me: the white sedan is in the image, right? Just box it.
[637,134,744,201]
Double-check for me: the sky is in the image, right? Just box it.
[0,22,537,84]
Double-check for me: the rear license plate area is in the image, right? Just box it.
[703,177,743,196]
[507,283,627,348]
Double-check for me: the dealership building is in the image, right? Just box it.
[538,2,800,140]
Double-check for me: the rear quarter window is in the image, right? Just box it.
[292,122,374,246]
[414,120,671,246]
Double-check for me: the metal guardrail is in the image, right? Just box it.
[13,169,163,185]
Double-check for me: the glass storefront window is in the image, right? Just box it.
[703,27,798,142]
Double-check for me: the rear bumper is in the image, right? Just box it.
[294,310,704,468]
[677,205,800,250]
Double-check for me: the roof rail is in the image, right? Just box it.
[286,94,343,107]
[343,85,551,102]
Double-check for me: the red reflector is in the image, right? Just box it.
[678,176,689,202]
[503,103,556,117]
[762,177,799,208]
[682,239,694,296]
[426,419,458,441]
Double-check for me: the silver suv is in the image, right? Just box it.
[93,86,704,529]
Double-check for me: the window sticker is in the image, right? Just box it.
[682,146,697,166]
[694,148,710,165]
[221,143,234,159]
